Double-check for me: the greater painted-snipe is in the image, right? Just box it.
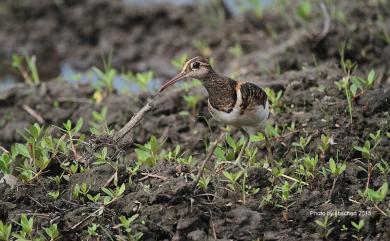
[159,56,269,165]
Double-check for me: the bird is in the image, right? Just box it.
[159,56,269,166]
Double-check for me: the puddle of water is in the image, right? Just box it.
[0,77,17,93]
[60,62,161,94]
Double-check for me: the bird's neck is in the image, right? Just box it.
[201,71,237,112]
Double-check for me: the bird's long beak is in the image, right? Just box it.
[159,71,186,92]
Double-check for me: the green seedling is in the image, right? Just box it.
[264,123,281,139]
[0,220,12,241]
[292,136,312,153]
[177,155,195,167]
[12,54,40,86]
[336,71,376,125]
[44,223,60,241]
[92,52,116,94]
[183,95,202,116]
[101,183,126,205]
[223,170,243,192]
[72,182,90,202]
[296,154,318,180]
[0,153,12,175]
[171,53,188,71]
[90,107,113,136]
[135,136,164,168]
[295,0,312,23]
[315,215,334,239]
[115,215,143,241]
[318,134,333,155]
[14,123,68,182]
[48,190,60,201]
[377,159,390,176]
[328,158,346,176]
[262,87,283,113]
[13,214,34,240]
[87,193,101,203]
[339,42,357,74]
[354,140,373,160]
[87,223,99,237]
[274,181,296,221]
[351,219,364,240]
[94,147,108,165]
[163,145,181,162]
[365,182,388,204]
[197,176,211,191]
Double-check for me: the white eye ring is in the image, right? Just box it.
[191,62,200,70]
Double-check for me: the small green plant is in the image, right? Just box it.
[183,95,202,116]
[296,154,318,180]
[315,215,334,239]
[262,87,283,113]
[223,170,243,192]
[171,53,188,70]
[12,54,40,85]
[87,223,99,237]
[101,183,126,205]
[354,140,373,160]
[115,214,143,241]
[0,153,12,175]
[365,182,388,204]
[44,223,60,241]
[48,190,60,201]
[14,123,70,182]
[89,107,113,136]
[295,0,312,23]
[292,136,312,153]
[274,181,296,221]
[124,71,154,92]
[328,158,347,176]
[92,53,116,94]
[317,134,333,155]
[0,220,12,241]
[351,219,364,240]
[94,147,108,165]
[13,214,34,240]
[335,70,376,125]
[135,136,164,167]
[87,193,101,203]
[72,182,90,202]
[197,176,211,191]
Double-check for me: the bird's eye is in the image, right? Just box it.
[191,62,200,70]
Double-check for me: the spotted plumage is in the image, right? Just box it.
[159,56,270,166]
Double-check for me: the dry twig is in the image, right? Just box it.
[22,104,45,124]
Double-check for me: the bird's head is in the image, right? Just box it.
[159,56,212,92]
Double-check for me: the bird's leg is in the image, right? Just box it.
[233,128,250,166]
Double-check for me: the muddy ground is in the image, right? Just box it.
[0,1,390,241]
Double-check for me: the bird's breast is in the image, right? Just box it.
[208,88,269,127]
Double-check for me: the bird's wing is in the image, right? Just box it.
[237,81,268,113]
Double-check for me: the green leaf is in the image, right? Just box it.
[14,144,30,158]
[226,135,236,150]
[117,183,126,196]
[329,158,336,174]
[367,70,375,86]
[74,118,83,133]
[101,187,114,198]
